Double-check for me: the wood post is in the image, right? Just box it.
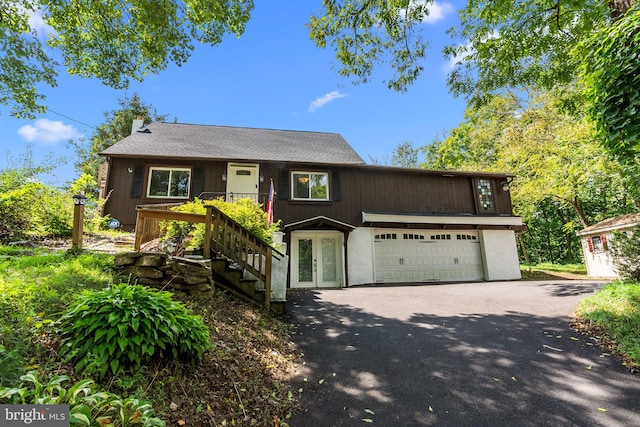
[204,205,212,259]
[71,200,85,250]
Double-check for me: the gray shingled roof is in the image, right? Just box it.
[100,122,366,165]
[576,212,640,236]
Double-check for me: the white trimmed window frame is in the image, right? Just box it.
[291,171,330,201]
[146,167,191,199]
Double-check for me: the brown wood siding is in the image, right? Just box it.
[103,158,516,230]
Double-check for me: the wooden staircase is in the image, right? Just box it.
[134,203,286,314]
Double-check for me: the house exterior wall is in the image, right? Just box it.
[480,230,521,281]
[346,228,520,285]
[347,228,376,285]
[101,158,515,230]
[580,231,618,278]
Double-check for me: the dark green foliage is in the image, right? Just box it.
[0,370,165,426]
[57,284,212,379]
[70,94,170,180]
[582,6,640,166]
[610,228,640,282]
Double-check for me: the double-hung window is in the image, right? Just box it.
[147,167,191,198]
[292,171,329,201]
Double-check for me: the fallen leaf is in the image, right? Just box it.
[586,366,592,370]
[511,377,517,382]
[598,408,608,412]
[429,406,433,412]
[570,337,579,341]
[492,378,501,382]
[543,344,563,352]
[177,420,186,426]
[319,379,325,384]
[364,409,375,415]
[362,419,373,423]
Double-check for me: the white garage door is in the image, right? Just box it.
[374,230,484,283]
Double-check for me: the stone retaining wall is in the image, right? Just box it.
[115,252,214,296]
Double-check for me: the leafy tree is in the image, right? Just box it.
[2,1,253,117]
[391,141,421,168]
[581,5,640,165]
[424,90,637,262]
[0,147,71,242]
[69,94,169,180]
[308,0,430,91]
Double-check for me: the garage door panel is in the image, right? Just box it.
[374,229,484,283]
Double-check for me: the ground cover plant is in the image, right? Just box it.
[521,262,587,280]
[0,247,299,425]
[574,281,640,372]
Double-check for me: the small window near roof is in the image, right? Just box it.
[147,167,191,198]
[292,171,329,201]
[475,178,495,212]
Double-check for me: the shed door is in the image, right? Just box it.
[374,230,484,283]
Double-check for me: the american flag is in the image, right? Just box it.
[266,179,274,225]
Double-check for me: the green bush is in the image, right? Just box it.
[57,284,212,379]
[0,370,164,426]
[161,198,280,250]
[610,228,640,281]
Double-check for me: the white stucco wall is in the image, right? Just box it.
[581,232,617,278]
[346,227,375,285]
[480,230,521,281]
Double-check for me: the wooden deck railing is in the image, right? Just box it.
[203,205,284,312]
[134,203,281,312]
[134,203,201,250]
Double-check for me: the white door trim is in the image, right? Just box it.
[226,163,259,202]
[290,230,344,288]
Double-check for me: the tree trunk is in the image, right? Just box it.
[518,234,531,264]
[609,0,636,20]
[570,196,590,228]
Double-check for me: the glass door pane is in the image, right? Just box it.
[321,238,337,282]
[298,238,314,283]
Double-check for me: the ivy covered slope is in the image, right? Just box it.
[0,249,299,426]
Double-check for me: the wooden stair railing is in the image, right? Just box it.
[203,205,284,313]
[134,203,283,312]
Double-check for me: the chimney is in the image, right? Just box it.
[131,116,144,135]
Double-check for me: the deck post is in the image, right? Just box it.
[204,205,212,259]
[134,210,145,250]
[265,246,272,313]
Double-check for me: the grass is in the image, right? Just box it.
[521,262,587,280]
[0,246,299,426]
[574,280,640,371]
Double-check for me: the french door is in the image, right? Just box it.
[291,232,343,288]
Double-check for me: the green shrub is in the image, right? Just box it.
[161,198,280,250]
[610,228,640,281]
[57,284,212,379]
[0,370,164,426]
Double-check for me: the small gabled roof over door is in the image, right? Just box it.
[284,216,356,233]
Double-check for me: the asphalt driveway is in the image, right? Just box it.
[287,281,640,426]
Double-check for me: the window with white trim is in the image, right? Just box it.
[147,167,191,198]
[292,171,329,201]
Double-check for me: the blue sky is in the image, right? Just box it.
[0,1,468,187]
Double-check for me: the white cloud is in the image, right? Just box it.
[442,30,500,72]
[308,91,347,112]
[422,1,455,24]
[28,9,55,37]
[18,119,80,145]
[443,42,472,72]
